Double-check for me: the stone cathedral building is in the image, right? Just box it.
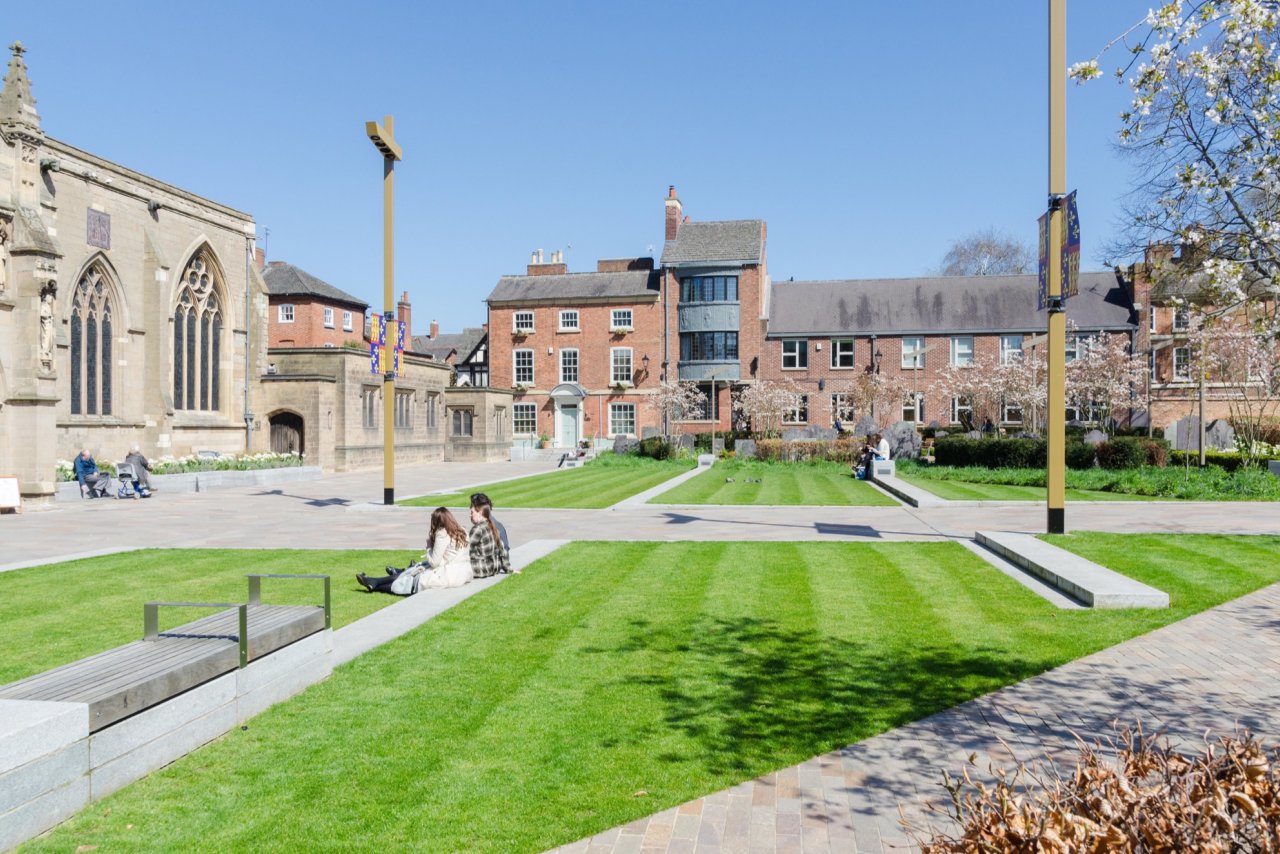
[0,43,505,505]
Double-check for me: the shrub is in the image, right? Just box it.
[933,438,1046,469]
[1166,450,1280,472]
[912,727,1280,853]
[637,437,670,460]
[1096,436,1149,469]
[1232,417,1280,446]
[1066,441,1096,469]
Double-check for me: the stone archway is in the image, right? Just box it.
[269,411,305,456]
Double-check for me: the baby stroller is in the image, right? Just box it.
[115,462,150,499]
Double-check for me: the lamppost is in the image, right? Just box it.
[366,115,403,506]
[1045,0,1068,534]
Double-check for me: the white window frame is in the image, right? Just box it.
[278,304,295,323]
[1001,400,1023,424]
[999,334,1024,364]
[558,310,579,331]
[831,393,854,423]
[513,311,535,333]
[514,349,534,386]
[610,308,634,331]
[1149,307,1157,333]
[902,392,925,424]
[783,395,809,425]
[951,396,973,425]
[830,339,855,369]
[950,336,974,367]
[323,307,335,328]
[1173,308,1190,331]
[609,402,636,437]
[902,336,925,369]
[343,310,354,332]
[559,348,579,384]
[1173,346,1191,380]
[781,339,808,370]
[513,402,537,435]
[611,347,633,386]
[1150,350,1157,383]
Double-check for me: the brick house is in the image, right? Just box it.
[262,259,367,349]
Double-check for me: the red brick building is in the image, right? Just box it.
[262,260,367,350]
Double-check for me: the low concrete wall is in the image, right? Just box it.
[55,466,323,501]
[0,630,333,850]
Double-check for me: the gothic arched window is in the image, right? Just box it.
[173,251,223,411]
[69,266,115,416]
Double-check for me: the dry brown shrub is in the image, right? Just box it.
[907,726,1280,853]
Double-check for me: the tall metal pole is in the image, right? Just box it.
[366,115,403,506]
[1046,0,1068,534]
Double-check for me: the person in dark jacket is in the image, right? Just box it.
[468,496,512,578]
[125,445,153,490]
[73,449,109,498]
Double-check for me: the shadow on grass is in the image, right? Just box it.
[590,615,1045,778]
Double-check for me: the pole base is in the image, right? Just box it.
[384,488,394,506]
[1047,507,1065,535]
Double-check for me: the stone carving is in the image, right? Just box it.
[1205,419,1236,452]
[613,436,639,455]
[20,144,35,164]
[736,439,757,459]
[38,282,56,369]
[885,421,922,460]
[1165,416,1200,451]
[0,217,8,296]
[853,416,878,436]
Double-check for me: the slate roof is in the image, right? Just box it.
[487,270,660,305]
[410,327,487,362]
[660,220,765,267]
[262,263,368,309]
[767,271,1136,337]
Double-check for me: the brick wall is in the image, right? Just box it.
[268,297,364,349]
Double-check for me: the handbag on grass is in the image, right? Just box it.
[390,566,422,596]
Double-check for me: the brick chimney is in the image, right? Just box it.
[597,257,655,273]
[396,290,412,337]
[429,319,439,339]
[665,185,682,242]
[527,248,568,276]
[253,247,265,271]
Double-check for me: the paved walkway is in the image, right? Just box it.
[550,581,1280,854]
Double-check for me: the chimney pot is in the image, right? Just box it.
[429,319,439,339]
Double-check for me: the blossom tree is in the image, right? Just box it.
[733,379,803,438]
[996,349,1048,434]
[930,352,1006,432]
[1192,318,1280,464]
[1072,1,1280,338]
[646,380,707,442]
[1064,332,1149,429]
[833,370,907,430]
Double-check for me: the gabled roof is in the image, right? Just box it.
[487,270,660,305]
[767,271,1135,337]
[660,220,764,267]
[410,327,487,362]
[262,263,368,309]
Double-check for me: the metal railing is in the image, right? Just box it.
[143,602,249,668]
[246,574,332,629]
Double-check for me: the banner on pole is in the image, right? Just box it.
[392,350,402,378]
[369,341,382,375]
[372,315,387,347]
[1037,212,1048,311]
[395,320,406,353]
[1061,190,1080,299]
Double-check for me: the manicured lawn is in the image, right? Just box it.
[899,476,1155,502]
[897,459,1280,501]
[651,459,898,505]
[401,454,695,509]
[0,549,414,685]
[29,535,1280,853]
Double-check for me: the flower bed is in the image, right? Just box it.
[56,451,302,482]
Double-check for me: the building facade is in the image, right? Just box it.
[411,321,489,387]
[262,259,367,350]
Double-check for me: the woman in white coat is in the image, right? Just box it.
[357,507,472,594]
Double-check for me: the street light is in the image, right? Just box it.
[366,114,402,506]
[1045,0,1068,534]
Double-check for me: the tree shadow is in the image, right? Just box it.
[253,488,351,508]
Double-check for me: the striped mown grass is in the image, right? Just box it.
[27,535,1280,852]
[651,459,898,505]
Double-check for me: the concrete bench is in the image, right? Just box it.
[976,531,1169,608]
[870,458,896,479]
[0,575,329,733]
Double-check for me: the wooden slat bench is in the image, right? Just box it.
[0,574,330,732]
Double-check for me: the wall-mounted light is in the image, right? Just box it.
[547,346,553,356]
[641,354,650,376]
[818,378,825,391]
[874,349,883,374]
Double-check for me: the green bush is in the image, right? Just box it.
[693,430,745,452]
[637,437,671,460]
[1096,437,1149,469]
[1167,449,1280,471]
[750,438,860,464]
[934,438,1046,468]
[1066,442,1097,469]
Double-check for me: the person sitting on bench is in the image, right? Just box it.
[74,449,111,498]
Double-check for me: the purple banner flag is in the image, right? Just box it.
[396,320,406,352]
[1037,212,1048,311]
[1061,190,1080,299]
[369,341,382,375]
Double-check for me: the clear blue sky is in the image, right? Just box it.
[8,1,1154,333]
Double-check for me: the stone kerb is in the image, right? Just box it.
[976,531,1170,608]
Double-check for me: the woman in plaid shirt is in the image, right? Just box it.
[468,498,511,578]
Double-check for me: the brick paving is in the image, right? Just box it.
[549,581,1280,853]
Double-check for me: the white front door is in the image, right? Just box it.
[555,403,579,448]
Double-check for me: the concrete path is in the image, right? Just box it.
[549,580,1280,854]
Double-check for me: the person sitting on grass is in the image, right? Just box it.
[469,494,512,577]
[357,507,472,594]
[469,492,509,553]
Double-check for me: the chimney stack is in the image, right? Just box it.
[396,290,412,338]
[429,319,439,339]
[665,185,683,242]
[527,247,568,276]
[253,247,265,271]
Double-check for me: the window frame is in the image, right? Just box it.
[278,304,295,323]
[559,348,579,384]
[610,308,633,331]
[830,338,855,369]
[781,339,808,370]
[362,386,379,429]
[343,310,354,332]
[1173,308,1190,331]
[611,347,633,386]
[608,402,637,437]
[902,392,925,424]
[323,307,335,328]
[451,408,474,437]
[831,393,854,424]
[901,336,925,370]
[425,392,438,429]
[558,310,579,331]
[783,394,809,425]
[1173,346,1192,380]
[951,396,973,425]
[950,336,974,367]
[999,334,1024,364]
[394,389,414,430]
[513,402,537,435]
[513,348,534,386]
[513,311,535,333]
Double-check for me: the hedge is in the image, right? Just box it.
[1168,449,1280,471]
